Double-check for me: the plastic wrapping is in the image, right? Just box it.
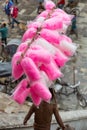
[58,40,77,56]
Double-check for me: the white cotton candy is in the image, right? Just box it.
[58,40,77,56]
[32,37,57,55]
[36,17,45,24]
[40,71,53,88]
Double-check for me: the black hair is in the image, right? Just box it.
[39,2,42,4]
[49,88,57,104]
[3,23,6,27]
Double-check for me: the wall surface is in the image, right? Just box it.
[0,110,87,130]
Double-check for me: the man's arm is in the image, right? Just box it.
[53,104,65,130]
[23,104,35,125]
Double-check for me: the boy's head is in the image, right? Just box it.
[49,88,55,100]
[72,10,76,16]
[2,23,6,27]
[6,0,9,3]
[39,2,42,5]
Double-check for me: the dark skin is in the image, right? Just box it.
[23,88,67,130]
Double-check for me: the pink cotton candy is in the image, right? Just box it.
[59,35,72,43]
[45,0,56,10]
[37,10,49,18]
[12,52,24,80]
[26,48,51,65]
[12,88,30,104]
[51,9,72,25]
[54,49,69,67]
[30,44,43,50]
[54,8,67,14]
[17,40,31,52]
[51,13,71,26]
[12,79,30,104]
[21,57,41,81]
[40,29,60,44]
[30,81,52,102]
[54,8,70,17]
[69,14,74,20]
[30,88,42,106]
[42,17,63,30]
[40,60,63,80]
[31,38,68,67]
[60,19,71,26]
[27,21,41,29]
[22,27,37,42]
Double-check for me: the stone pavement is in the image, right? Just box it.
[57,2,87,110]
[0,0,87,112]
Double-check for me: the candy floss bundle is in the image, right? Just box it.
[11,0,77,106]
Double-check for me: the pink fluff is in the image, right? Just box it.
[26,48,51,65]
[22,27,37,42]
[54,8,70,17]
[59,35,72,43]
[12,52,24,80]
[45,0,56,10]
[12,79,30,104]
[54,8,67,14]
[69,14,74,20]
[40,29,60,44]
[51,9,72,24]
[63,20,71,26]
[12,79,29,97]
[30,88,42,106]
[21,57,41,81]
[42,17,63,30]
[27,21,41,29]
[30,44,43,50]
[40,60,63,80]
[54,49,69,67]
[17,41,29,52]
[30,81,52,102]
[37,10,49,18]
[32,38,69,67]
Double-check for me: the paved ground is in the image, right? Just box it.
[57,2,87,110]
[0,0,87,112]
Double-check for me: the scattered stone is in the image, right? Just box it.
[19,9,26,15]
[0,92,31,114]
